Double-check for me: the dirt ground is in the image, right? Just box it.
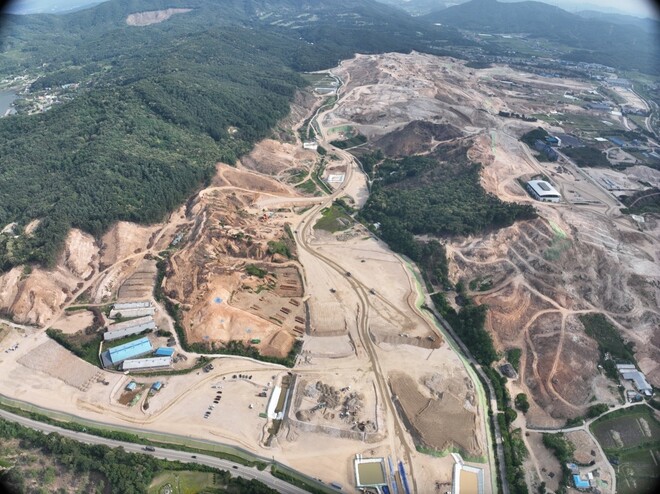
[2,51,657,494]
[52,310,95,335]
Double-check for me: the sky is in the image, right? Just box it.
[2,0,659,19]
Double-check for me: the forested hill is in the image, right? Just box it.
[0,0,471,270]
[424,0,659,74]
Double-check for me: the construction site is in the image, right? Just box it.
[0,50,658,494]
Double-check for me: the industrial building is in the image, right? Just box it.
[154,347,175,357]
[527,180,561,203]
[544,135,561,147]
[104,316,156,341]
[121,356,172,371]
[101,337,153,368]
[617,364,653,396]
[109,300,155,319]
[533,140,559,161]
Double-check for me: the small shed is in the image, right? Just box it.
[151,381,163,392]
[154,347,175,357]
[125,381,137,391]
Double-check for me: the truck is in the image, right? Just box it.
[143,446,156,452]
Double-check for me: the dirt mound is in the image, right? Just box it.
[390,372,481,455]
[371,121,462,157]
[240,139,317,176]
[126,9,192,26]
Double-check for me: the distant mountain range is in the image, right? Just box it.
[424,0,659,74]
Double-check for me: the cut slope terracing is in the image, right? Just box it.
[323,52,660,427]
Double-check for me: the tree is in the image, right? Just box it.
[515,393,530,413]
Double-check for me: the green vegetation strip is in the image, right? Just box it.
[0,417,278,494]
[0,394,333,493]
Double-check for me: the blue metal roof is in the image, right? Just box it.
[573,475,590,488]
[152,381,163,391]
[108,337,152,364]
[154,347,175,357]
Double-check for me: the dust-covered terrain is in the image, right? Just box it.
[326,53,659,429]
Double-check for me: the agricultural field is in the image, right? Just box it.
[314,205,352,233]
[148,470,215,494]
[590,406,660,494]
[534,112,623,136]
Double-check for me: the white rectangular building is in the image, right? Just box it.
[109,306,155,319]
[527,180,561,203]
[121,356,172,371]
[104,316,156,341]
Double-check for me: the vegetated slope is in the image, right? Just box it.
[0,0,472,271]
[0,28,310,270]
[360,141,537,247]
[424,0,660,74]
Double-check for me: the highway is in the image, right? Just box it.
[0,408,308,494]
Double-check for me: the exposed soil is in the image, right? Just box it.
[125,9,192,27]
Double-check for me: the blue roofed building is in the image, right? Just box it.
[154,347,175,357]
[101,336,152,368]
[573,475,590,489]
[152,381,163,391]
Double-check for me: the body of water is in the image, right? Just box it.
[0,91,17,117]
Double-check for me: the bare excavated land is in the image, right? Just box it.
[1,51,657,493]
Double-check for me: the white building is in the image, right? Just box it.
[109,300,154,319]
[121,356,172,371]
[617,364,653,396]
[104,316,156,341]
[527,180,561,203]
[303,141,318,151]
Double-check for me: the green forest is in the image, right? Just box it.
[360,153,537,251]
[0,417,278,494]
[0,0,473,271]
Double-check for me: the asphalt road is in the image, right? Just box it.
[0,409,308,494]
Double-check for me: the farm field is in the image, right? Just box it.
[148,470,214,494]
[590,406,660,494]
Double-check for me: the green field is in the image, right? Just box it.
[314,205,352,232]
[148,470,215,494]
[590,406,660,494]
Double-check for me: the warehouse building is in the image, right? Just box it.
[154,347,175,357]
[109,300,155,319]
[101,337,153,368]
[533,140,559,161]
[104,316,156,341]
[121,356,172,371]
[527,180,561,203]
[617,364,653,396]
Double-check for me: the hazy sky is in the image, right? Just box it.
[3,0,660,19]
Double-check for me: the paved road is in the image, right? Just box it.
[0,409,307,494]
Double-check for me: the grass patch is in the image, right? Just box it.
[313,204,352,233]
[148,470,214,494]
[295,179,318,195]
[330,133,367,149]
[246,264,268,278]
[270,464,336,494]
